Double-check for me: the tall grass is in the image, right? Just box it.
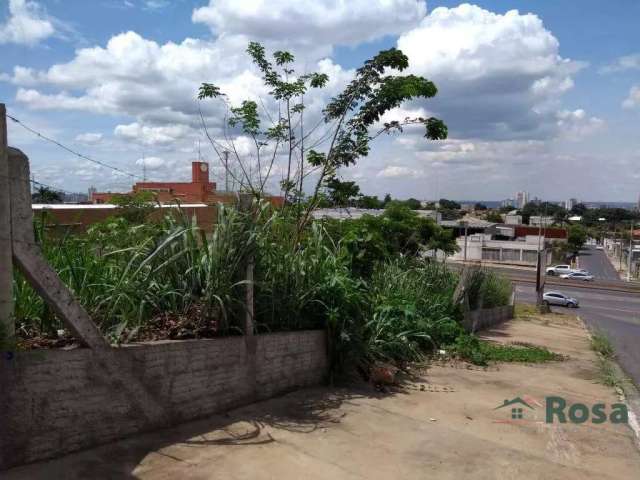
[12,202,515,376]
[465,268,512,310]
[14,205,254,341]
[364,260,461,363]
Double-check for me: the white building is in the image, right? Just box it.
[565,198,578,210]
[461,203,475,212]
[529,216,554,227]
[504,214,522,225]
[515,191,529,209]
[451,233,553,265]
[312,208,442,223]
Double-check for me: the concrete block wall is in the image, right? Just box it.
[462,305,515,333]
[0,330,327,470]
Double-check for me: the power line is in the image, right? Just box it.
[30,178,75,195]
[0,172,74,195]
[6,113,143,180]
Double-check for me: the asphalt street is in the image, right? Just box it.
[453,249,640,384]
[515,282,640,387]
[577,245,620,280]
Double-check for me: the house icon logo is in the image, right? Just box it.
[494,397,535,421]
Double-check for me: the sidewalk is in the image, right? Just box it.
[5,312,640,479]
[604,248,640,282]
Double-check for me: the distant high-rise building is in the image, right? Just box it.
[515,191,529,209]
[637,193,640,211]
[565,198,578,211]
[88,186,97,202]
[501,198,515,208]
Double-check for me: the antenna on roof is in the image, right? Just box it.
[142,151,147,182]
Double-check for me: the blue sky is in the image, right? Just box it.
[1,0,639,201]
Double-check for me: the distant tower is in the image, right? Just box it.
[637,192,640,211]
[565,198,578,211]
[515,191,529,209]
[192,161,209,184]
[88,186,96,202]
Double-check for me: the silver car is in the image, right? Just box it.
[560,272,594,281]
[543,291,579,308]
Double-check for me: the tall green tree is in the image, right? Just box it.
[439,198,460,210]
[356,195,384,209]
[567,224,588,253]
[326,178,360,207]
[402,198,422,210]
[198,42,447,233]
[32,186,62,204]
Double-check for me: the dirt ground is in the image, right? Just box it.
[5,312,640,480]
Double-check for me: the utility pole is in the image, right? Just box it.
[628,221,635,282]
[223,150,229,191]
[461,220,469,262]
[619,230,624,272]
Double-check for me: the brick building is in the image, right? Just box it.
[91,161,284,207]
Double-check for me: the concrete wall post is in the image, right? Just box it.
[238,193,255,336]
[8,148,109,350]
[0,105,13,340]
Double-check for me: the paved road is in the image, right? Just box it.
[578,245,620,280]
[515,282,640,387]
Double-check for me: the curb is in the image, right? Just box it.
[611,359,640,450]
[579,316,640,449]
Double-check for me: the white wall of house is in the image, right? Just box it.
[451,234,546,265]
[529,216,554,227]
[504,214,522,225]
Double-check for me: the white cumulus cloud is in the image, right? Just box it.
[623,85,640,109]
[397,4,586,140]
[193,0,425,53]
[0,0,55,46]
[377,165,423,178]
[600,53,640,74]
[75,132,103,144]
[115,122,193,146]
[555,109,604,140]
[135,156,166,170]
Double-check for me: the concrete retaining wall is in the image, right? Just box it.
[462,305,515,333]
[0,330,327,470]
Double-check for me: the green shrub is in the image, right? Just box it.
[465,268,512,310]
[451,334,563,366]
[364,260,462,363]
[590,331,615,358]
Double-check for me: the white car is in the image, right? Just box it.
[546,265,572,276]
[543,291,579,308]
[560,272,594,281]
[596,246,604,250]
